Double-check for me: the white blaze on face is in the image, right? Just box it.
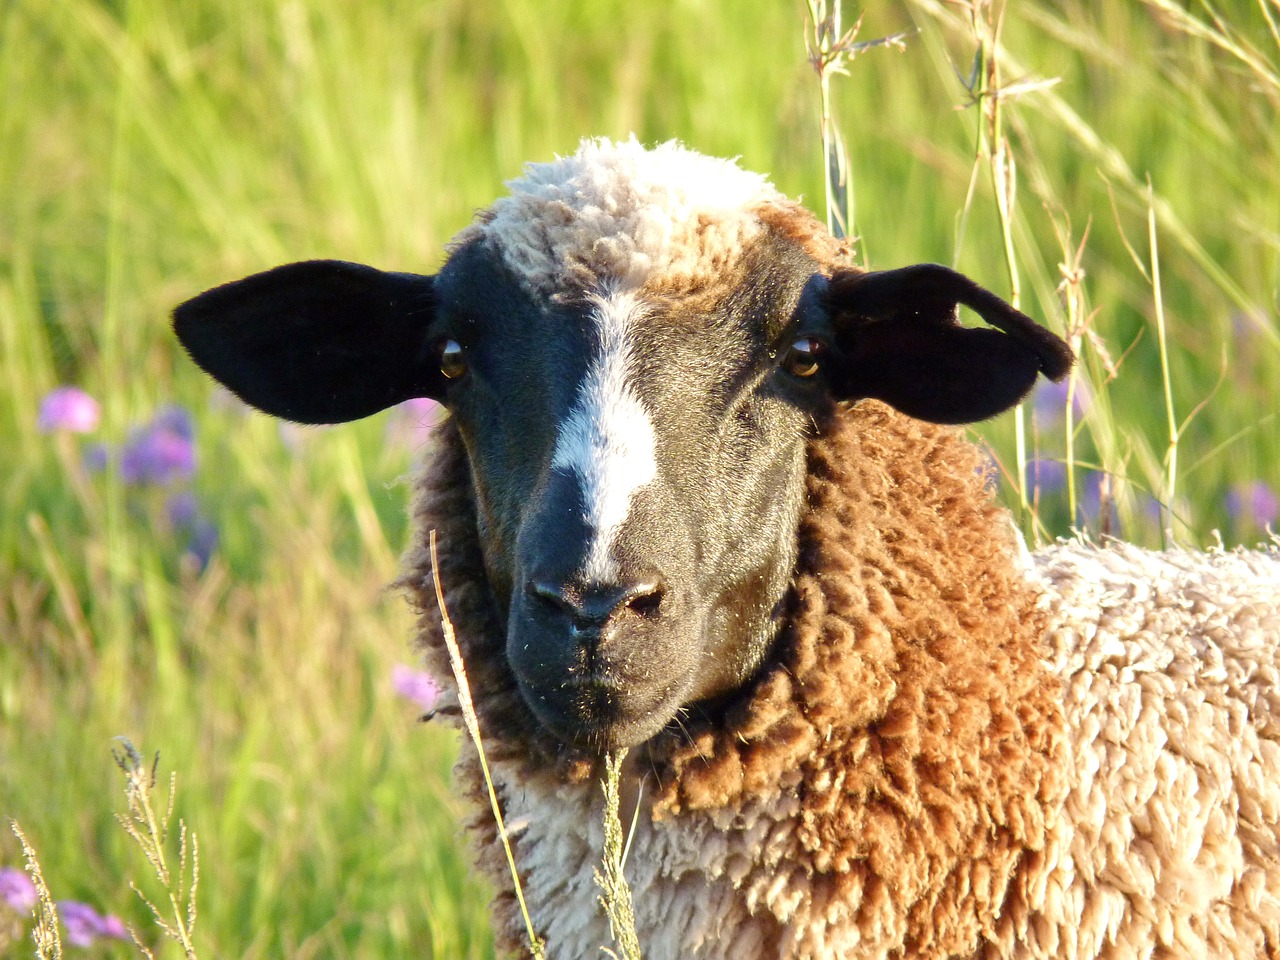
[551,288,657,583]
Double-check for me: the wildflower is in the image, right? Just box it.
[37,387,100,433]
[55,900,128,947]
[166,490,199,528]
[0,867,37,913]
[167,491,219,570]
[386,397,444,449]
[82,442,109,473]
[1079,470,1120,535]
[1024,457,1067,493]
[391,664,441,713]
[1032,377,1089,424]
[1226,480,1279,530]
[278,420,319,453]
[120,406,196,485]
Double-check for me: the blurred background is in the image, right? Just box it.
[1,0,1277,956]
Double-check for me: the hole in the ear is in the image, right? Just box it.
[625,584,665,620]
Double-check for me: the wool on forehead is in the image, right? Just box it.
[456,137,784,296]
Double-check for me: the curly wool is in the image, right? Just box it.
[1015,540,1280,959]
[400,400,1280,959]
[394,139,1280,959]
[401,400,1069,958]
[450,137,782,298]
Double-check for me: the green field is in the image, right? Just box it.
[2,0,1277,956]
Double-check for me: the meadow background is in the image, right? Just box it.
[2,0,1277,956]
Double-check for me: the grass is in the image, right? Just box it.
[1,0,1277,956]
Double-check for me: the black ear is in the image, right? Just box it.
[173,260,443,424]
[821,263,1074,424]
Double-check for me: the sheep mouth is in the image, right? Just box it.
[516,672,686,754]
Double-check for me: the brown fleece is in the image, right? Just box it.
[398,397,1068,958]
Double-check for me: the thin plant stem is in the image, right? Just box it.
[962,0,1034,534]
[1145,181,1179,544]
[594,750,642,960]
[806,0,855,241]
[113,741,200,960]
[805,0,910,251]
[428,531,546,960]
[10,822,62,960]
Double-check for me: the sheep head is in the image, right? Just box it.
[174,139,1071,753]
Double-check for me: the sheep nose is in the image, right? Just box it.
[527,577,666,630]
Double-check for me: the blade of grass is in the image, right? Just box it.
[428,530,545,960]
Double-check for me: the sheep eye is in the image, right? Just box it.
[782,337,823,377]
[439,339,467,380]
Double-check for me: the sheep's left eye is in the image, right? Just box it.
[782,337,824,377]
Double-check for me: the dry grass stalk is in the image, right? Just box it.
[112,739,200,960]
[9,821,62,960]
[428,530,546,960]
[805,0,911,247]
[594,750,642,960]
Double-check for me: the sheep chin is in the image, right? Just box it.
[513,671,691,755]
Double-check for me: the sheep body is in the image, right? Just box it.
[172,137,1280,960]
[406,395,1280,960]
[1029,538,1280,959]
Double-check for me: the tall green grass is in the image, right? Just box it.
[2,0,1277,956]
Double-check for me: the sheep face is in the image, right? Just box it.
[174,139,1072,754]
[429,233,825,750]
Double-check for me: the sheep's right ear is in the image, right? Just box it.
[819,264,1074,424]
[173,260,443,424]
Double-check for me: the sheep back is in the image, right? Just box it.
[1014,539,1280,959]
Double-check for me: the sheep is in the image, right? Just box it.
[173,137,1280,959]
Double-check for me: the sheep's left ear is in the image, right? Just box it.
[173,260,443,424]
[819,263,1074,424]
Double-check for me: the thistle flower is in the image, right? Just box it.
[0,868,37,914]
[167,491,219,570]
[120,406,196,485]
[391,664,441,713]
[1024,457,1067,493]
[1032,377,1089,424]
[37,387,100,433]
[55,900,128,947]
[386,397,444,450]
[1226,480,1279,530]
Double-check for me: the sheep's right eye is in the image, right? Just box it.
[440,340,467,379]
[782,337,824,377]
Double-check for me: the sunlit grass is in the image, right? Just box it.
[2,0,1277,956]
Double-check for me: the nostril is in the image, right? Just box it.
[528,580,577,618]
[527,577,665,625]
[623,582,664,620]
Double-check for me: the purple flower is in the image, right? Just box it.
[1226,481,1279,529]
[0,867,37,913]
[386,397,444,450]
[82,442,110,473]
[37,387,100,433]
[1024,457,1067,493]
[166,491,219,570]
[1079,470,1121,534]
[152,405,194,441]
[56,900,128,947]
[120,407,196,485]
[391,665,441,712]
[1032,377,1089,424]
[166,490,199,528]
